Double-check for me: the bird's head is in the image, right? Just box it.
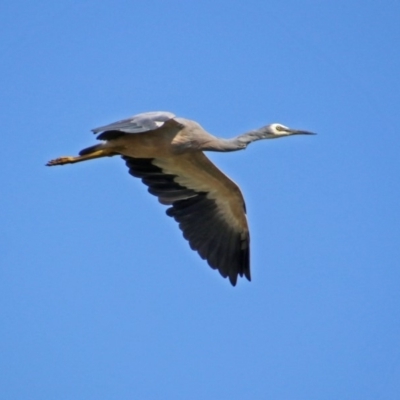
[261,123,316,139]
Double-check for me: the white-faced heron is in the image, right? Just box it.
[47,111,315,285]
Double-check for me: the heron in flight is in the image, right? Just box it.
[47,111,315,285]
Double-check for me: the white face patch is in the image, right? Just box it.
[271,123,290,135]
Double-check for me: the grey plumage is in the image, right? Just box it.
[47,111,315,286]
[92,111,176,134]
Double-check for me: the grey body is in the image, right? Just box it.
[47,111,315,286]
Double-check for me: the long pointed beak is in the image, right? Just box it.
[290,129,317,135]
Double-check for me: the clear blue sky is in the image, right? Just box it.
[1,1,399,399]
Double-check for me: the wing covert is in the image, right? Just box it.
[92,111,176,134]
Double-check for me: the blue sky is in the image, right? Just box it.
[1,1,400,399]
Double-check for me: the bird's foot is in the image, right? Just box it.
[46,156,76,166]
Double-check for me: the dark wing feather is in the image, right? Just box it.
[123,156,250,286]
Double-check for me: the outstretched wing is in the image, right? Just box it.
[123,152,250,286]
[92,111,176,134]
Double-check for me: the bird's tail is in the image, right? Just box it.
[79,144,104,156]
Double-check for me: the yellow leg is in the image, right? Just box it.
[46,149,116,166]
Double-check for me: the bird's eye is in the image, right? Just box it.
[275,125,284,131]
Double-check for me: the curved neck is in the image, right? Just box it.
[200,137,245,152]
[236,130,270,145]
[200,130,269,152]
